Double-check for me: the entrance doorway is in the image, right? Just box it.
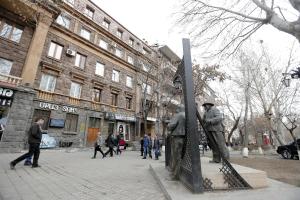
[87,117,101,147]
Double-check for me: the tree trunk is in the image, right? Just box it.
[227,116,240,143]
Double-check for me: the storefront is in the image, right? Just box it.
[31,100,105,147]
[104,112,136,141]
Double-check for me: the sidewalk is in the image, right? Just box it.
[0,150,165,200]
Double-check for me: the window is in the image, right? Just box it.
[126,76,133,88]
[56,15,70,29]
[93,88,102,102]
[127,56,133,64]
[85,6,94,19]
[39,74,56,92]
[115,48,122,58]
[0,21,23,43]
[126,97,132,109]
[129,38,134,46]
[75,53,86,69]
[99,39,108,50]
[70,82,81,98]
[102,19,110,29]
[111,93,118,106]
[112,70,119,82]
[142,62,150,72]
[48,42,63,60]
[142,83,151,94]
[65,113,78,132]
[80,27,91,41]
[95,62,104,76]
[0,58,13,75]
[64,0,74,7]
[116,29,123,39]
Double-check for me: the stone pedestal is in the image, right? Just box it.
[150,156,272,200]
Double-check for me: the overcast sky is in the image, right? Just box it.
[94,1,299,65]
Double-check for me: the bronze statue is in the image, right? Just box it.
[167,105,186,180]
[202,99,229,163]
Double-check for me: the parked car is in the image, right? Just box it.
[276,139,300,159]
[40,132,57,149]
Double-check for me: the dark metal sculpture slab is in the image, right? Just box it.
[174,38,203,193]
[166,38,252,193]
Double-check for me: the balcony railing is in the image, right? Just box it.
[0,73,22,87]
[69,96,80,105]
[37,90,54,101]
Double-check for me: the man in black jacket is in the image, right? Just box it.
[10,118,44,169]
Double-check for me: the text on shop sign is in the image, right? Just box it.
[39,102,77,113]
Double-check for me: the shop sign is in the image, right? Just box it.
[115,114,136,122]
[39,102,77,113]
[0,87,14,106]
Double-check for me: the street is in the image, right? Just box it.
[0,149,165,200]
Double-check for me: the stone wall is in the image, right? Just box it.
[0,87,36,153]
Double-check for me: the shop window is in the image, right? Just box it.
[39,73,56,92]
[75,52,86,69]
[0,57,13,75]
[0,20,23,43]
[70,82,81,98]
[93,88,102,102]
[48,41,63,60]
[95,62,104,76]
[65,113,78,132]
[56,15,70,29]
[126,97,132,110]
[32,109,50,130]
[111,93,118,106]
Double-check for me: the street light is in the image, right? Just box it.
[282,66,300,87]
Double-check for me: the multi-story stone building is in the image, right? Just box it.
[0,0,179,152]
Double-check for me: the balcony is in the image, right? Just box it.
[37,90,54,101]
[0,73,22,87]
[69,96,80,105]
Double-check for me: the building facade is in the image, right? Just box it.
[0,0,175,152]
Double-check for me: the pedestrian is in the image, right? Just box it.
[116,133,122,155]
[104,133,114,157]
[142,134,149,159]
[140,137,144,156]
[24,156,32,166]
[153,135,160,160]
[148,134,153,159]
[92,132,105,159]
[10,118,45,169]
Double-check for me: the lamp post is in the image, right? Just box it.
[282,66,300,87]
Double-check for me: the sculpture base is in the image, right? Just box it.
[149,157,299,200]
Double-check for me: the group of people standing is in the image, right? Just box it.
[140,134,161,160]
[92,132,126,159]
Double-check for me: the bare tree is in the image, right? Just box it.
[177,0,300,56]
